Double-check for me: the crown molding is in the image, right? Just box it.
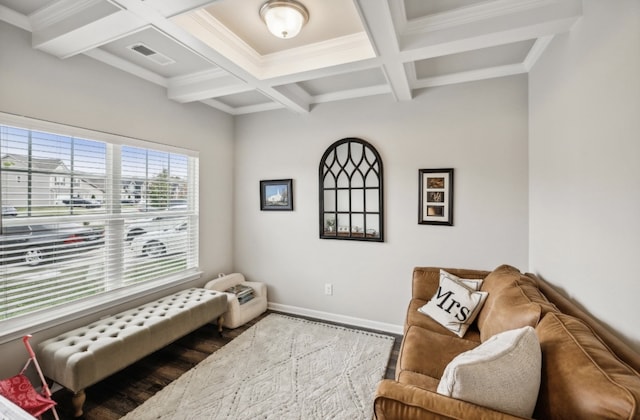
[404,0,554,35]
[30,0,105,31]
[259,32,376,80]
[172,10,263,79]
[174,10,375,81]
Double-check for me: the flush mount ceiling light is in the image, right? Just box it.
[260,0,309,39]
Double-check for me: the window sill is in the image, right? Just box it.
[0,269,202,345]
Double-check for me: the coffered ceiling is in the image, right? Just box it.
[0,0,583,115]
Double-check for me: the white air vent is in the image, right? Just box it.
[128,43,175,66]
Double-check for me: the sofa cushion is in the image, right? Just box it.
[476,265,547,342]
[437,326,541,418]
[534,313,640,420]
[406,299,482,342]
[396,371,440,392]
[418,273,488,338]
[398,325,479,382]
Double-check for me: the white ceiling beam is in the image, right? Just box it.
[168,69,251,103]
[200,98,236,114]
[399,0,581,61]
[32,3,148,59]
[83,47,168,87]
[312,84,391,105]
[230,101,285,116]
[355,0,412,101]
[0,4,31,31]
[201,98,285,116]
[125,0,222,19]
[523,35,554,70]
[269,84,312,114]
[413,63,527,90]
[403,0,558,34]
[399,15,579,65]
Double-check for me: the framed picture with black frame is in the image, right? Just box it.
[418,168,453,226]
[260,179,293,211]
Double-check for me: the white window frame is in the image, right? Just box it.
[0,113,201,344]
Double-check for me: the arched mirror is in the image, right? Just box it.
[319,138,384,242]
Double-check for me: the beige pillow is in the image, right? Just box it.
[437,326,541,417]
[418,272,488,337]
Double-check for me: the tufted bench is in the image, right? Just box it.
[37,288,227,417]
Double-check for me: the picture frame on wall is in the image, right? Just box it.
[418,168,453,226]
[260,179,293,211]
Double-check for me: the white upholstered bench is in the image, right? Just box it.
[37,288,227,417]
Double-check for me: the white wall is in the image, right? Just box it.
[234,75,529,331]
[529,0,640,351]
[0,22,235,376]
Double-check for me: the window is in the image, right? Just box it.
[319,138,384,241]
[0,114,199,323]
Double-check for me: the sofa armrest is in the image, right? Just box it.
[374,380,526,420]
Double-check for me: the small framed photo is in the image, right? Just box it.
[418,169,453,225]
[260,179,293,211]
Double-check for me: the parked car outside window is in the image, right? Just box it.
[2,205,18,217]
[61,197,101,208]
[0,223,105,266]
[125,216,186,241]
[129,221,188,258]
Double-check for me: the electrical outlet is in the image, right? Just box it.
[324,283,333,295]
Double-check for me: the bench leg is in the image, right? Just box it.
[72,389,86,418]
[217,315,224,336]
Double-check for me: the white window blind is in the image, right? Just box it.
[0,115,199,322]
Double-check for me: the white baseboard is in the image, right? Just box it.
[268,302,404,336]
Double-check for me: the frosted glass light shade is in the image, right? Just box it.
[260,0,309,39]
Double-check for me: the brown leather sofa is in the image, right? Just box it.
[374,265,640,419]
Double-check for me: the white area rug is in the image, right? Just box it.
[120,313,395,420]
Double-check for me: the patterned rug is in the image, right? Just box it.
[120,313,395,420]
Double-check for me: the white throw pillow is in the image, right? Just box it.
[418,272,488,337]
[440,269,483,291]
[436,326,541,418]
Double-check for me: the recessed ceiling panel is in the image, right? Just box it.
[100,27,215,78]
[403,0,488,20]
[204,0,365,55]
[298,68,387,96]
[415,39,536,79]
[215,90,272,108]
[0,0,50,16]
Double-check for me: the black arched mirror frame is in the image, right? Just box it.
[319,138,384,242]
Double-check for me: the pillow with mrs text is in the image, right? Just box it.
[418,272,488,337]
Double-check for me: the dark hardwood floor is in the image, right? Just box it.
[43,311,401,420]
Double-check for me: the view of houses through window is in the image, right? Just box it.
[0,118,199,322]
